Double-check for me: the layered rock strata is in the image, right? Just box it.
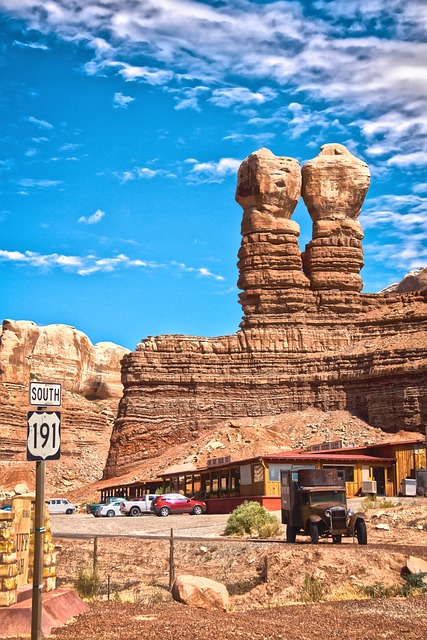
[0,320,128,493]
[236,148,311,317]
[105,144,427,479]
[301,143,369,294]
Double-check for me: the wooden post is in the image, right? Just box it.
[169,528,175,591]
[107,575,110,601]
[264,555,268,583]
[93,537,98,573]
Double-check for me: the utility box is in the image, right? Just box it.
[400,478,417,497]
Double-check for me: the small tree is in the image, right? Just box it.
[224,501,281,538]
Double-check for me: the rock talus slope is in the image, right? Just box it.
[105,144,427,478]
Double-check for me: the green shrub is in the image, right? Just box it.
[300,573,324,603]
[75,565,100,600]
[224,501,281,538]
[361,496,399,510]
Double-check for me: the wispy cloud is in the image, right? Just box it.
[18,178,62,188]
[170,262,225,281]
[0,249,225,280]
[78,209,105,225]
[209,86,277,109]
[113,92,135,108]
[27,116,53,129]
[186,157,242,184]
[13,40,48,50]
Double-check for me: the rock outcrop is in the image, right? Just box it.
[0,320,128,493]
[381,268,427,294]
[104,144,427,478]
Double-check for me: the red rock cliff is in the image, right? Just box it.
[104,144,427,479]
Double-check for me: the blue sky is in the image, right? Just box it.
[0,0,426,350]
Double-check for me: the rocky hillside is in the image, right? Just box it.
[0,319,128,494]
[105,144,427,479]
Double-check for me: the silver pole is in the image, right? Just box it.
[31,460,46,640]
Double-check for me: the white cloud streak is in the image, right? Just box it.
[0,248,226,280]
[27,116,53,129]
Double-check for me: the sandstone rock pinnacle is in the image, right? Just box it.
[302,143,370,292]
[235,148,311,321]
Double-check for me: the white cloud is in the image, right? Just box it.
[113,92,135,108]
[387,151,427,168]
[13,39,48,50]
[187,157,241,184]
[27,116,53,129]
[18,178,62,188]
[209,86,277,108]
[107,61,173,85]
[0,248,225,280]
[117,167,160,182]
[78,208,105,225]
[171,261,225,281]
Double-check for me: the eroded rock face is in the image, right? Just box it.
[381,268,427,294]
[0,320,129,493]
[105,144,427,479]
[236,148,311,317]
[0,319,128,401]
[301,143,370,292]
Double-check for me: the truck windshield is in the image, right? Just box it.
[310,491,346,506]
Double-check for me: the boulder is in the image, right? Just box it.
[172,574,230,611]
[406,555,427,575]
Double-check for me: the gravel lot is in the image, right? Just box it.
[38,501,427,640]
[51,511,232,539]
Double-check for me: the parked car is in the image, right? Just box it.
[86,496,122,515]
[120,495,156,516]
[47,498,76,515]
[0,504,12,512]
[94,500,124,517]
[150,493,207,517]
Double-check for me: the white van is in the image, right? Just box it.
[47,498,76,515]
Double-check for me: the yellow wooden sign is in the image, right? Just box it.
[12,497,32,587]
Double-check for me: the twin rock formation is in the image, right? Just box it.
[236,143,369,322]
[105,144,427,479]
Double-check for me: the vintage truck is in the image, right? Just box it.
[119,494,157,516]
[281,468,367,544]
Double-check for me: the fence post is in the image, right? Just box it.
[93,537,98,573]
[264,555,268,583]
[169,528,175,590]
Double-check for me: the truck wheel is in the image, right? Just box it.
[286,525,297,543]
[130,506,141,517]
[309,521,319,544]
[356,519,367,545]
[332,535,342,544]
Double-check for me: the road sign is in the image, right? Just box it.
[29,382,62,407]
[27,411,61,461]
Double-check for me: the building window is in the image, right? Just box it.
[323,465,354,483]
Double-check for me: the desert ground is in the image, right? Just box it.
[13,497,425,640]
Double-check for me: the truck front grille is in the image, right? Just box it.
[329,507,346,531]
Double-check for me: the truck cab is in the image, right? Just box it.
[281,469,367,544]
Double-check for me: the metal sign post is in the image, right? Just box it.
[27,382,62,640]
[31,460,46,640]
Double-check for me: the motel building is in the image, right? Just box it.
[100,438,426,514]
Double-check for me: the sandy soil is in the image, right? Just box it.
[27,497,427,640]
